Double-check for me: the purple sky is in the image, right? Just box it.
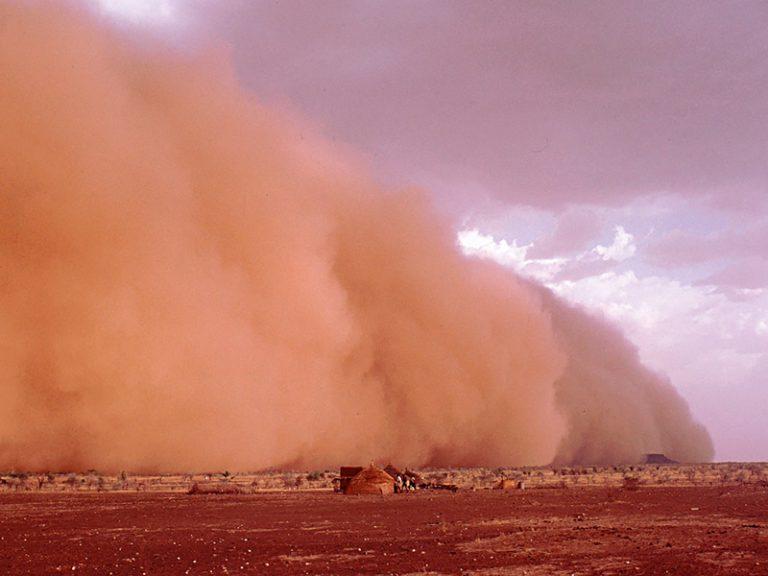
[100,0,767,461]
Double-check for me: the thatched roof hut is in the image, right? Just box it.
[344,465,395,495]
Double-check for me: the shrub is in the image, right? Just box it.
[623,476,641,491]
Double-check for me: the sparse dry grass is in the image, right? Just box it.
[422,462,768,491]
[1,462,766,493]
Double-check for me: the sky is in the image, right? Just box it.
[94,0,767,461]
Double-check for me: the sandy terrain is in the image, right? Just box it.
[1,483,766,575]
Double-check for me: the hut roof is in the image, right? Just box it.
[345,465,395,495]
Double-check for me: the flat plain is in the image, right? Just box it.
[0,464,766,575]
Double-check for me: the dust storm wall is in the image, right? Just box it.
[0,2,712,471]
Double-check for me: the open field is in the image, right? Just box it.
[1,484,767,575]
[1,464,767,575]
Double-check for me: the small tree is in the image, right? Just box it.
[65,473,78,490]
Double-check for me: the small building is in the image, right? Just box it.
[344,465,395,495]
[334,466,364,493]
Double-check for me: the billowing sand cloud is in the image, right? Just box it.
[539,290,713,465]
[0,2,712,472]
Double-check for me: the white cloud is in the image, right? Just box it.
[457,229,565,282]
[593,225,636,262]
[457,229,529,266]
[94,0,175,25]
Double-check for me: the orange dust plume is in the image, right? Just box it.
[0,2,712,472]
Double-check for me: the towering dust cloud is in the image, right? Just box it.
[0,2,713,471]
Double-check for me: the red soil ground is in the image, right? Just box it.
[0,486,766,575]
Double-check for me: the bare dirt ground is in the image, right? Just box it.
[1,485,766,575]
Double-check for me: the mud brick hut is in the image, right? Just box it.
[344,465,395,495]
[334,466,364,493]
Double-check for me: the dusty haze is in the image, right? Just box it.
[0,2,712,472]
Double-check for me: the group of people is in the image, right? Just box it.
[395,474,417,492]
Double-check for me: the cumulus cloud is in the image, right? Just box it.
[96,0,175,23]
[459,225,636,283]
[593,226,636,262]
[456,229,532,270]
